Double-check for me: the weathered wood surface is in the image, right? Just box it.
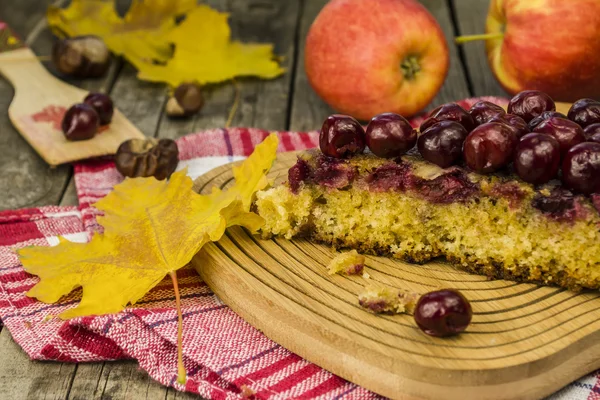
[450,0,508,97]
[0,0,540,399]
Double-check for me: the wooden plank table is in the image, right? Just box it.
[0,0,523,398]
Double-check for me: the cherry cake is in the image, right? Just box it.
[255,92,600,290]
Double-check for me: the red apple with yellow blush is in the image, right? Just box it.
[304,0,449,121]
[484,0,600,101]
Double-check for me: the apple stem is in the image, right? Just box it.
[455,32,505,45]
[169,270,186,385]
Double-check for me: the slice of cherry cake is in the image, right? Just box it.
[254,93,600,291]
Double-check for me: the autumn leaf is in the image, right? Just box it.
[18,134,278,382]
[132,5,285,87]
[19,134,278,318]
[47,0,196,63]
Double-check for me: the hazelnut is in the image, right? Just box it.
[52,35,110,78]
[115,138,179,180]
[166,83,204,118]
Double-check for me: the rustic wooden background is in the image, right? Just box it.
[0,0,509,398]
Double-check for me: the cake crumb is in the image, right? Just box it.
[358,285,418,314]
[328,250,365,275]
[362,272,371,279]
[240,385,255,398]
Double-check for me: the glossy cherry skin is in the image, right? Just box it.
[528,111,567,131]
[61,103,99,141]
[463,122,517,173]
[420,103,475,133]
[319,114,366,158]
[417,121,468,168]
[562,142,600,194]
[414,289,472,337]
[567,98,600,128]
[488,113,529,139]
[84,92,114,125]
[507,90,556,123]
[514,133,560,184]
[589,133,600,144]
[366,113,416,158]
[583,123,600,141]
[468,100,506,126]
[533,117,585,158]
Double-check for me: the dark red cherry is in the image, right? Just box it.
[507,90,556,123]
[319,114,366,158]
[468,100,506,126]
[463,122,517,173]
[417,121,468,168]
[562,142,600,194]
[366,113,416,158]
[589,133,600,144]
[83,92,114,125]
[288,159,310,192]
[488,113,529,139]
[584,123,600,142]
[61,103,99,141]
[533,117,585,158]
[567,98,600,128]
[421,103,475,132]
[514,133,560,184]
[414,289,472,337]
[528,111,567,131]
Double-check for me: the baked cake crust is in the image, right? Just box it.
[255,149,600,291]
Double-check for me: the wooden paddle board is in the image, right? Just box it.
[0,22,145,166]
[191,151,600,400]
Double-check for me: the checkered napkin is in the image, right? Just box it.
[0,97,595,399]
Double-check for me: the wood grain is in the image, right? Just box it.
[450,0,507,97]
[0,329,76,400]
[420,0,470,107]
[191,152,600,400]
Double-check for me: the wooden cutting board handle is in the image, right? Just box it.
[0,21,145,166]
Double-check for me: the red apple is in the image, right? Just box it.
[485,0,600,101]
[305,0,449,121]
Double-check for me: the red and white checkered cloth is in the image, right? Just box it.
[0,97,596,399]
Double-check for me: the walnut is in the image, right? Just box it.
[115,138,179,180]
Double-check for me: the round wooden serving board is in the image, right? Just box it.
[191,151,600,400]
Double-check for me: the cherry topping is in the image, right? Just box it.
[420,103,475,133]
[514,133,560,184]
[288,159,310,193]
[567,98,600,128]
[533,117,585,158]
[414,289,472,337]
[417,121,468,168]
[584,123,600,143]
[61,103,99,141]
[83,92,114,125]
[468,100,506,126]
[562,142,600,194]
[366,113,416,158]
[488,113,529,139]
[463,122,517,173]
[507,90,556,123]
[319,114,366,158]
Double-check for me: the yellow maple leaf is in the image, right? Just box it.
[47,0,196,63]
[132,5,285,87]
[18,134,278,320]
